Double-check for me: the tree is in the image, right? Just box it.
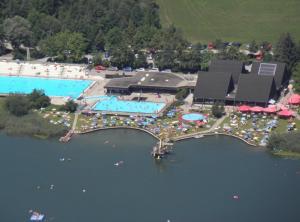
[274,33,299,74]
[175,88,189,100]
[2,16,33,49]
[110,45,135,69]
[218,46,247,61]
[293,64,300,93]
[134,51,148,69]
[201,51,215,71]
[62,100,78,113]
[213,39,225,50]
[39,31,87,62]
[211,102,225,118]
[5,94,30,116]
[27,89,51,109]
[249,40,258,52]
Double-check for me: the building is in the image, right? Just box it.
[104,72,191,94]
[250,61,288,90]
[193,60,288,106]
[194,72,235,103]
[209,59,244,84]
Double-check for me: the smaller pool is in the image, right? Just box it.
[93,96,166,115]
[182,113,206,122]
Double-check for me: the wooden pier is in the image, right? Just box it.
[151,139,173,159]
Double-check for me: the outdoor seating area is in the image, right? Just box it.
[238,104,296,118]
[76,106,215,139]
[0,61,88,79]
[221,111,299,146]
[40,108,74,128]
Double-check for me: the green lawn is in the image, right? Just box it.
[156,0,300,43]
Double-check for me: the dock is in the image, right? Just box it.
[151,139,173,159]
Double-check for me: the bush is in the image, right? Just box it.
[5,94,30,116]
[211,102,225,118]
[267,132,300,153]
[61,100,78,113]
[27,89,51,109]
[175,88,189,100]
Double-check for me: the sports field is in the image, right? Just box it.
[156,0,300,43]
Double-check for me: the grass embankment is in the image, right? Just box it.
[156,0,300,43]
[271,150,300,159]
[0,98,67,138]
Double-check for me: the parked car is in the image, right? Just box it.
[95,65,106,71]
[149,68,159,72]
[136,68,145,72]
[107,66,118,71]
[123,67,133,72]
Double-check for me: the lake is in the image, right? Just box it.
[0,129,300,222]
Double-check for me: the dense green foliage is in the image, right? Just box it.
[156,0,300,43]
[0,98,66,138]
[5,94,30,116]
[267,132,300,153]
[175,88,189,101]
[61,100,78,113]
[211,102,225,118]
[27,89,51,109]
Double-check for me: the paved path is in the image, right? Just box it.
[72,113,79,132]
[173,114,228,141]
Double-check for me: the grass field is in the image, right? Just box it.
[156,0,300,43]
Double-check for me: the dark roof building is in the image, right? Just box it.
[250,61,288,90]
[194,72,235,102]
[105,72,188,94]
[209,60,244,84]
[235,74,278,105]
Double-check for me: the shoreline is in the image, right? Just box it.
[75,126,259,147]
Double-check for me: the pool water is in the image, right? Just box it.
[0,76,93,99]
[182,113,206,121]
[93,96,166,114]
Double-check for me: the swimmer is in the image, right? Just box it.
[233,195,239,200]
[82,189,86,193]
[104,140,109,144]
[59,157,65,162]
[50,184,54,190]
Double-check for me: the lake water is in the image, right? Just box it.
[0,130,300,222]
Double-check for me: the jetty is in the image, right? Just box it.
[59,113,79,142]
[151,139,173,159]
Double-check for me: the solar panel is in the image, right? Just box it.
[258,63,277,76]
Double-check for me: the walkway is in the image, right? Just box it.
[173,114,228,141]
[72,113,79,132]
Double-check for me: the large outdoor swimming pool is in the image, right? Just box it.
[0,76,93,99]
[93,96,166,114]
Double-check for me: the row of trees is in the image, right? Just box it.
[5,89,77,116]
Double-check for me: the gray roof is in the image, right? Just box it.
[105,72,185,90]
[235,74,276,103]
[250,61,287,89]
[194,71,234,100]
[209,60,244,83]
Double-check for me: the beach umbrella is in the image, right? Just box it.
[277,110,295,118]
[238,105,250,112]
[263,106,277,113]
[250,106,263,113]
[288,94,300,105]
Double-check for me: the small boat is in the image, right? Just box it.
[29,211,45,221]
[114,161,124,166]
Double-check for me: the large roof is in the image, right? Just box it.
[194,71,233,100]
[209,59,244,83]
[250,61,287,89]
[235,74,276,103]
[104,72,186,90]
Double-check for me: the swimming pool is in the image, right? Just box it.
[182,113,206,122]
[0,76,93,99]
[93,96,166,114]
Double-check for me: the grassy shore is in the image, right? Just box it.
[0,98,67,139]
[156,0,300,43]
[272,150,300,159]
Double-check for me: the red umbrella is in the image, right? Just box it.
[277,110,295,117]
[250,106,263,112]
[238,105,250,112]
[288,94,300,105]
[263,106,277,113]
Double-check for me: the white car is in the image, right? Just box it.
[149,68,159,72]
[136,68,145,72]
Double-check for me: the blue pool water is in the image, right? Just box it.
[182,113,206,121]
[0,76,93,99]
[93,96,166,114]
